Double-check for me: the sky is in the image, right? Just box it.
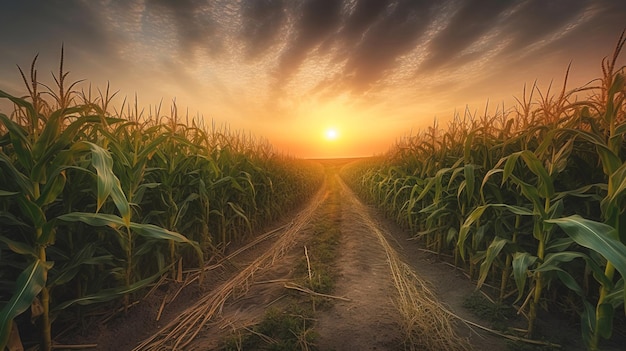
[1,0,625,158]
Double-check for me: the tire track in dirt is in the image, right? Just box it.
[132,167,486,350]
[315,176,405,350]
[334,175,511,351]
[316,176,474,351]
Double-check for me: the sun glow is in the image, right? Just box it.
[325,128,339,141]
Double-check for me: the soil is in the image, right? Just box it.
[57,159,612,351]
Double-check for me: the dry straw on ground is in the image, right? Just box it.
[132,185,327,350]
[339,178,471,351]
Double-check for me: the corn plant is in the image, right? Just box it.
[1,51,326,350]
[546,31,626,350]
[342,30,626,349]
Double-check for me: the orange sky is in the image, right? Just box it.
[1,1,625,158]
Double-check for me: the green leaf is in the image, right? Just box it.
[502,153,520,186]
[74,141,130,225]
[0,152,34,198]
[581,301,595,348]
[0,113,33,170]
[545,237,574,252]
[597,302,614,339]
[58,212,125,228]
[0,235,37,257]
[58,212,204,265]
[512,252,537,302]
[519,150,554,198]
[0,90,37,120]
[0,190,19,196]
[546,216,626,281]
[606,161,626,212]
[31,107,83,164]
[458,205,487,260]
[555,269,584,297]
[53,267,169,311]
[508,174,545,217]
[0,260,47,349]
[463,164,475,204]
[17,195,46,230]
[48,243,99,287]
[568,128,621,176]
[603,278,624,309]
[535,252,587,277]
[477,236,508,289]
[227,201,251,227]
[37,170,67,207]
[30,115,107,180]
[0,211,29,228]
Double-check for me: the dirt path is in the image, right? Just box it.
[333,176,507,350]
[315,175,405,350]
[68,163,588,350]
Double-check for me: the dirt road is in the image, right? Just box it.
[69,164,554,350]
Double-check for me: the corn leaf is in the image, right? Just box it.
[0,190,20,196]
[606,161,626,211]
[581,301,596,348]
[0,235,37,257]
[31,107,82,162]
[16,196,45,230]
[0,90,37,119]
[512,252,537,302]
[74,141,130,225]
[546,215,626,280]
[52,266,170,311]
[0,260,47,349]
[57,212,204,263]
[477,236,509,288]
[0,113,32,170]
[36,170,66,207]
[554,269,584,297]
[0,153,34,198]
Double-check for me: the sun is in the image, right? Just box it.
[325,128,339,141]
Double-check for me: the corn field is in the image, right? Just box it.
[341,32,626,350]
[0,53,323,350]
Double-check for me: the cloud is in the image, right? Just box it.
[338,0,388,44]
[274,0,343,83]
[500,0,589,51]
[419,0,515,72]
[0,0,115,60]
[240,0,287,60]
[341,0,434,92]
[2,0,625,138]
[145,0,222,57]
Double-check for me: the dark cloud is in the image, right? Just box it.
[274,0,343,82]
[500,0,589,54]
[240,0,287,60]
[542,0,626,65]
[146,0,222,56]
[420,0,516,71]
[0,0,114,60]
[339,0,388,44]
[342,0,434,92]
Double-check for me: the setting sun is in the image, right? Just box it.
[325,128,339,141]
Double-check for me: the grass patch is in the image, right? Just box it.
[463,293,564,350]
[288,174,342,314]
[462,292,517,331]
[223,306,317,351]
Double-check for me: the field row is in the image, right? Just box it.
[341,34,626,351]
[0,57,323,350]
